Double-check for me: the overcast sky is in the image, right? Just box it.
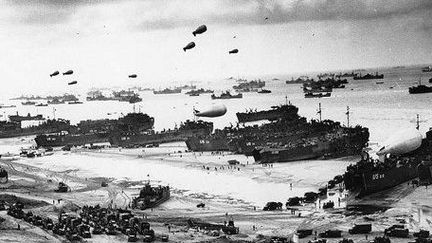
[1,0,432,96]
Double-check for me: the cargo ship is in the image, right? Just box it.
[304,92,331,98]
[132,183,170,210]
[353,72,384,80]
[109,120,213,147]
[47,94,79,104]
[86,90,118,101]
[185,88,214,96]
[344,127,432,198]
[112,90,142,102]
[232,80,265,92]
[303,86,333,93]
[47,98,65,104]
[211,91,242,99]
[236,103,299,123]
[153,88,182,95]
[285,76,312,84]
[21,100,36,106]
[303,78,347,92]
[187,104,369,160]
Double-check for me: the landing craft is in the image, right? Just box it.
[68,81,78,85]
[129,74,137,78]
[50,71,59,77]
[376,128,422,156]
[192,25,207,36]
[183,42,195,52]
[63,70,73,75]
[229,49,239,54]
[194,104,227,118]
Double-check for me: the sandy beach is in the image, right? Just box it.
[1,141,431,242]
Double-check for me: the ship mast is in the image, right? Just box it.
[317,103,322,122]
[346,106,350,127]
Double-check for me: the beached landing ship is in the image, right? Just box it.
[35,130,111,147]
[252,122,369,163]
[185,131,230,152]
[187,104,369,160]
[132,183,170,210]
[109,120,213,147]
[236,103,299,123]
[343,128,431,198]
[409,84,432,94]
[35,113,155,147]
[0,117,71,139]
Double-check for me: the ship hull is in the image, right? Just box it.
[358,165,418,197]
[353,75,384,80]
[0,128,59,139]
[252,146,321,163]
[185,137,230,151]
[236,105,299,123]
[304,93,331,98]
[109,129,209,147]
[211,95,242,99]
[35,133,109,147]
[344,163,419,199]
[236,111,294,123]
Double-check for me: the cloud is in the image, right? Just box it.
[137,0,432,30]
[3,0,120,25]
[4,0,432,29]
